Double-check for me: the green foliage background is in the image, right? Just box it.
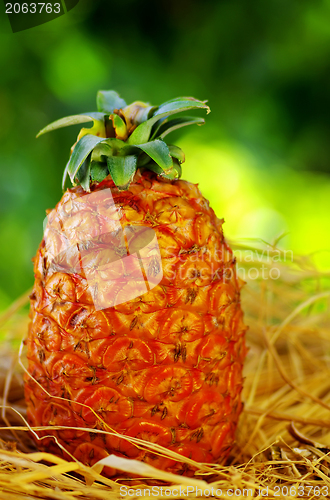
[0,0,330,307]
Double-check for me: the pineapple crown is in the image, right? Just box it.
[37,91,210,191]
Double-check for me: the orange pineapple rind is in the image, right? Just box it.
[25,91,247,476]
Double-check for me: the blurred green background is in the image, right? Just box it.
[0,0,330,307]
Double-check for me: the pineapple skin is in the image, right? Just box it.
[24,171,247,474]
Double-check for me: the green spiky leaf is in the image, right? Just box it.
[153,116,205,140]
[90,161,109,183]
[111,113,127,140]
[76,154,92,192]
[91,138,127,162]
[172,158,182,178]
[36,114,105,137]
[147,159,181,180]
[97,91,127,113]
[168,144,185,163]
[134,139,172,173]
[62,160,70,190]
[37,91,210,191]
[106,155,138,189]
[68,135,109,184]
[156,96,200,105]
[153,98,209,118]
[137,152,152,167]
[128,98,209,145]
[132,105,157,124]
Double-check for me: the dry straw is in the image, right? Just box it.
[0,238,329,499]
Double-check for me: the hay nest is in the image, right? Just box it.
[0,240,329,499]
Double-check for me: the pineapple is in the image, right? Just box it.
[24,91,247,475]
